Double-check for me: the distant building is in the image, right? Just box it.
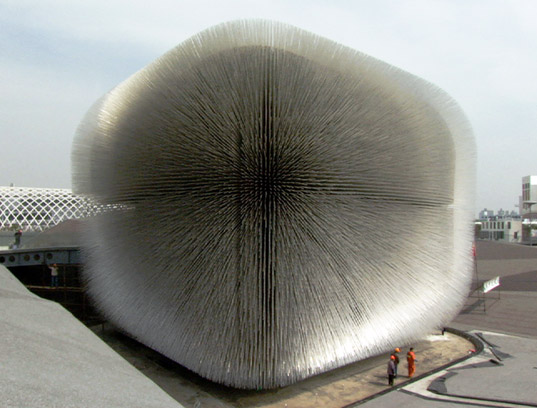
[478,208,494,219]
[521,175,537,245]
[476,206,521,243]
[477,218,521,243]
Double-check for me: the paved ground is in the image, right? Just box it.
[92,325,474,408]
[360,241,537,408]
[453,241,537,338]
[361,330,537,408]
[92,240,537,408]
[5,240,535,407]
[430,332,537,405]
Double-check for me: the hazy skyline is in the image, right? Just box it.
[2,0,536,215]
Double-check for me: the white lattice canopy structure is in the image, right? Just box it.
[72,21,476,389]
[0,187,96,232]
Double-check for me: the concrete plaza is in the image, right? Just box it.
[88,241,537,407]
[361,241,537,407]
[2,240,536,407]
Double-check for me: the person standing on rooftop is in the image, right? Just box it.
[49,264,59,288]
[12,229,22,249]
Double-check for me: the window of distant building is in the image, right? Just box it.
[523,182,530,201]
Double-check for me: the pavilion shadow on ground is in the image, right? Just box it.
[92,324,390,406]
[91,323,473,408]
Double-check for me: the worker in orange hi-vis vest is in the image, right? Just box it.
[407,347,416,378]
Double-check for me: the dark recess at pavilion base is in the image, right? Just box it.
[8,263,102,323]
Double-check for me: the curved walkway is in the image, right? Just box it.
[360,330,537,407]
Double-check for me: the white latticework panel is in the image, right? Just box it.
[0,187,98,232]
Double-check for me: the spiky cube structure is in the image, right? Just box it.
[72,20,475,389]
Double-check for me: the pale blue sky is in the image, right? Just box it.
[1,0,536,214]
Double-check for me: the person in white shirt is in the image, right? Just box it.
[49,264,59,287]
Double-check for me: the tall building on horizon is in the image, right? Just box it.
[521,175,537,244]
[478,208,494,219]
